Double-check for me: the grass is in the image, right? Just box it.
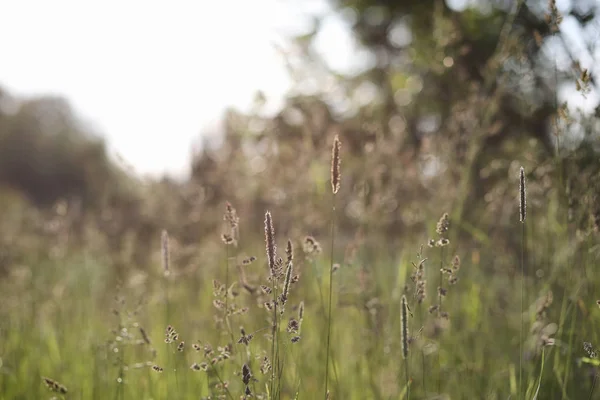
[1,143,599,400]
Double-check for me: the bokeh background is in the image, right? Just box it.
[1,0,600,399]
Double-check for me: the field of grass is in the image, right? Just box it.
[1,136,599,400]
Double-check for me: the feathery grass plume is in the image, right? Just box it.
[42,377,68,394]
[161,229,170,276]
[331,134,341,194]
[264,211,277,277]
[520,167,526,223]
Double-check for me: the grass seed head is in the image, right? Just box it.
[264,211,277,277]
[520,167,526,223]
[331,135,341,194]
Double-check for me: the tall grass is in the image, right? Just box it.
[0,127,598,400]
[324,134,341,399]
[519,166,526,400]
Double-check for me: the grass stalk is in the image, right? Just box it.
[589,373,598,400]
[519,166,526,400]
[419,302,426,395]
[324,192,336,399]
[438,245,445,395]
[325,134,340,399]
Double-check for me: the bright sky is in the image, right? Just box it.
[0,0,351,178]
[1,0,597,178]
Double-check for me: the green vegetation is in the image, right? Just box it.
[1,0,600,399]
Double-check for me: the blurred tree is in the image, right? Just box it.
[264,0,600,239]
[0,93,112,207]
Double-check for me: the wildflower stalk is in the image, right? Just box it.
[519,167,526,400]
[325,135,340,399]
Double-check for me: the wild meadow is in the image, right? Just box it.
[1,1,600,399]
[1,127,599,400]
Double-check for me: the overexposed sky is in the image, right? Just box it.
[1,0,597,178]
[0,0,353,178]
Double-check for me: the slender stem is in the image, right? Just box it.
[532,347,546,400]
[589,372,598,400]
[224,245,236,347]
[405,356,410,400]
[419,303,426,395]
[324,193,336,399]
[438,246,445,394]
[270,281,280,399]
[163,276,171,398]
[519,221,525,400]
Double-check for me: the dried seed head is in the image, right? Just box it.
[280,260,294,307]
[303,236,322,256]
[242,256,257,265]
[260,285,273,295]
[260,356,272,374]
[242,364,252,385]
[190,362,201,371]
[298,301,304,322]
[286,239,293,264]
[42,377,68,394]
[401,295,409,359]
[436,213,450,236]
[161,229,170,275]
[287,318,300,333]
[452,255,461,271]
[331,135,341,194]
[520,167,526,223]
[436,238,450,247]
[222,202,239,246]
[264,211,277,277]
[584,342,598,358]
[237,331,254,345]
